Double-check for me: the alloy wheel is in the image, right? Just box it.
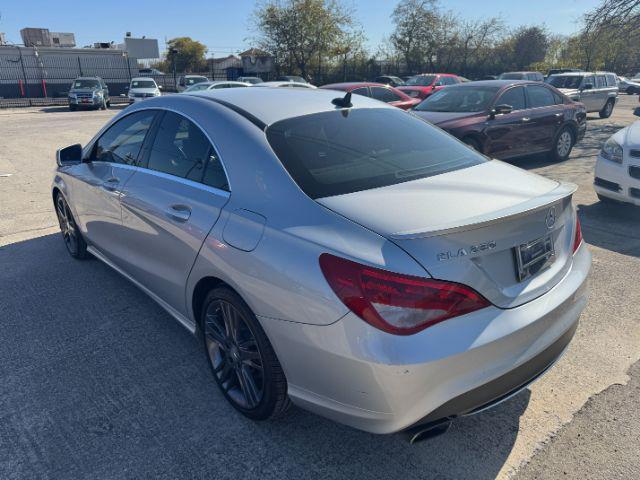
[56,196,78,255]
[604,101,613,116]
[204,299,264,409]
[557,131,572,158]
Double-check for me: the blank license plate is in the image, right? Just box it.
[514,235,555,282]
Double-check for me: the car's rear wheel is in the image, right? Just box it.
[69,104,76,111]
[55,193,88,259]
[201,287,290,420]
[599,99,614,118]
[551,127,574,161]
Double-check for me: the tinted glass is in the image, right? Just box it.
[352,87,370,97]
[583,76,595,88]
[266,108,485,199]
[596,75,606,88]
[546,75,582,89]
[73,79,99,89]
[202,152,229,191]
[527,85,556,108]
[415,86,499,112]
[606,74,616,86]
[186,77,208,86]
[497,86,526,110]
[370,87,402,103]
[405,75,436,86]
[147,112,212,182]
[94,111,156,165]
[131,80,156,89]
[441,76,456,85]
[499,73,525,80]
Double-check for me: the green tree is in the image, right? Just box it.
[390,0,439,73]
[511,26,550,70]
[164,37,207,73]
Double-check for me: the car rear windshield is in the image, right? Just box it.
[414,86,500,113]
[546,76,582,89]
[186,77,208,85]
[73,79,99,89]
[266,108,485,199]
[131,80,156,88]
[404,75,436,86]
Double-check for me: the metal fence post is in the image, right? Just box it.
[16,46,29,100]
[77,56,83,76]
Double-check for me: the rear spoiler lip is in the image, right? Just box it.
[389,181,578,240]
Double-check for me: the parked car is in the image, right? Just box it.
[67,77,110,111]
[127,77,161,104]
[253,81,317,88]
[183,81,251,92]
[138,68,165,76]
[177,75,209,92]
[546,71,618,118]
[277,75,308,83]
[594,111,640,206]
[320,82,420,110]
[412,80,587,161]
[397,73,462,99]
[374,75,405,87]
[499,71,544,82]
[617,76,640,94]
[546,68,582,77]
[52,88,590,436]
[237,76,264,84]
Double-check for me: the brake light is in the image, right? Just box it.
[319,253,491,335]
[573,215,583,253]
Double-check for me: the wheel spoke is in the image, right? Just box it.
[221,303,239,343]
[237,366,260,408]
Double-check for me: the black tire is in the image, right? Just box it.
[106,100,111,108]
[69,104,77,111]
[551,126,574,162]
[201,287,290,420]
[54,193,88,259]
[463,136,482,153]
[100,98,107,110]
[599,99,614,118]
[597,193,622,205]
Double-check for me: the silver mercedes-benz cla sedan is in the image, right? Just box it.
[52,88,590,437]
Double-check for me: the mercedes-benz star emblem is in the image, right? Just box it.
[545,207,557,229]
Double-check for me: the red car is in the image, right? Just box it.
[397,73,462,100]
[319,82,421,110]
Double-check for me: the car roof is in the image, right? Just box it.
[131,77,156,82]
[320,82,390,90]
[253,81,316,88]
[188,87,395,126]
[446,79,534,88]
[501,71,540,75]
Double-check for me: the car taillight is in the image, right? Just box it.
[319,253,491,335]
[573,215,583,253]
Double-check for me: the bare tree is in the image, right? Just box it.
[390,0,439,73]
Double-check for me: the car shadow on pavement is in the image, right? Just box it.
[0,233,530,480]
[578,201,640,258]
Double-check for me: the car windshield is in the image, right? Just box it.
[414,86,500,113]
[185,83,211,92]
[499,73,524,80]
[404,75,436,86]
[266,108,485,199]
[73,79,99,89]
[186,77,208,85]
[131,80,156,89]
[546,76,583,89]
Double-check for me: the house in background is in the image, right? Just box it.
[239,48,274,79]
[210,55,242,80]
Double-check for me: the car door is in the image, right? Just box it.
[525,84,564,153]
[118,110,230,316]
[72,110,157,260]
[594,74,609,110]
[579,75,598,111]
[483,85,530,158]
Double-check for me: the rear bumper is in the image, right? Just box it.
[259,244,591,434]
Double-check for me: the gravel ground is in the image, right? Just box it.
[1,96,639,479]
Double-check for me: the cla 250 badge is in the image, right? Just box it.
[437,241,497,261]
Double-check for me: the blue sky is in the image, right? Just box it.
[0,0,602,56]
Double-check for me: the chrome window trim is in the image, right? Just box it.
[83,105,233,192]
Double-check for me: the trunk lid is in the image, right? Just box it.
[317,161,577,308]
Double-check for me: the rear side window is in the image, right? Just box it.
[596,75,606,88]
[606,74,616,86]
[266,108,485,199]
[527,85,556,108]
[370,87,402,103]
[352,87,370,97]
[497,86,526,110]
[146,112,213,183]
[93,111,156,165]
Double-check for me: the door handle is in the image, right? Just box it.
[165,204,191,222]
[521,117,531,123]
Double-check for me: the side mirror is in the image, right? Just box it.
[56,144,82,167]
[581,83,593,91]
[158,85,163,90]
[489,104,513,118]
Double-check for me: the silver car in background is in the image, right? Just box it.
[52,88,590,437]
[546,71,618,118]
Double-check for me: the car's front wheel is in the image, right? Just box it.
[551,127,574,161]
[201,287,290,420]
[55,193,88,259]
[599,99,614,118]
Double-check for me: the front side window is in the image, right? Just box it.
[596,75,606,88]
[146,112,214,183]
[266,108,485,199]
[497,86,526,110]
[546,75,582,89]
[415,86,500,113]
[93,111,156,165]
[582,76,596,88]
[405,75,436,86]
[370,87,402,103]
[527,85,556,108]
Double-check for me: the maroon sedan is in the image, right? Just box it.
[412,80,587,162]
[319,82,421,110]
[397,73,462,99]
